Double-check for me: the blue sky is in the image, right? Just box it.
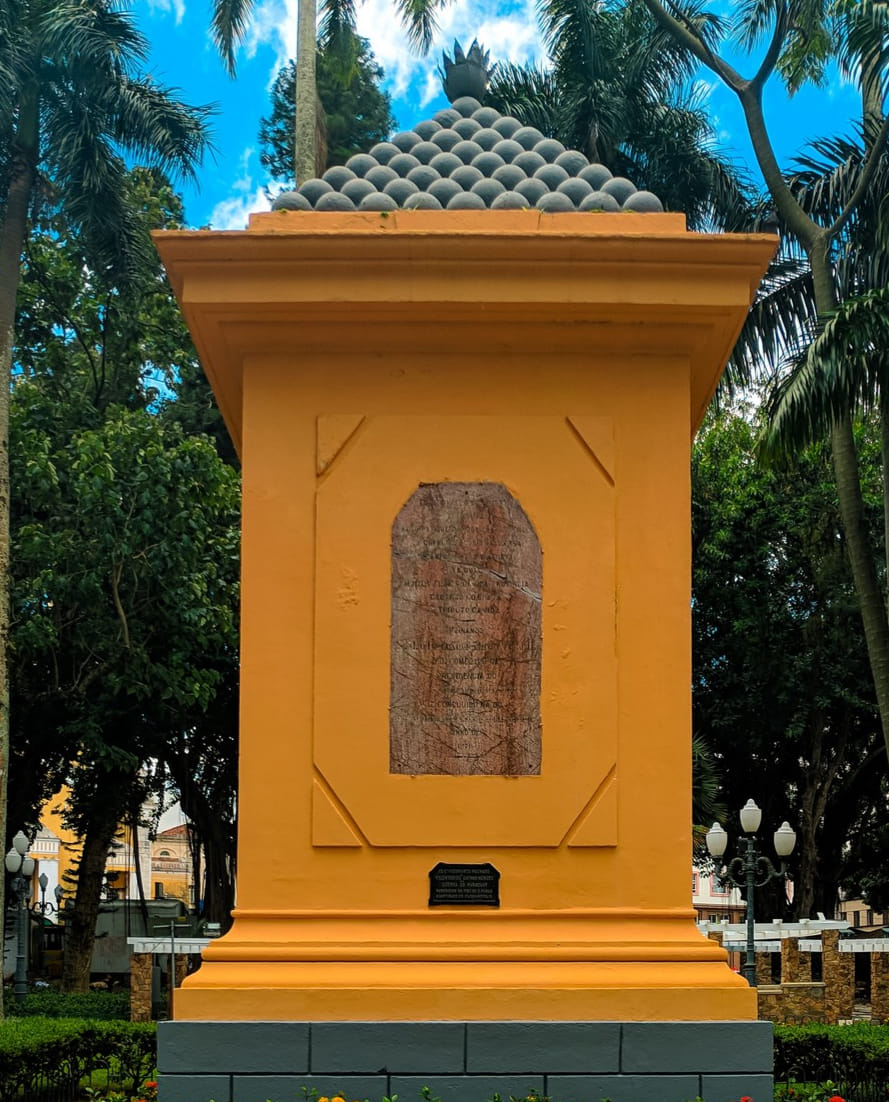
[141,0,863,230]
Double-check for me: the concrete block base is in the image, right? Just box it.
[158,1020,773,1102]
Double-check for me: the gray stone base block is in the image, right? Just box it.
[158,1020,773,1102]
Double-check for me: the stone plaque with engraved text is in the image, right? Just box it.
[390,481,542,776]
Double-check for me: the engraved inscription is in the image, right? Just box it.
[428,862,500,907]
[390,482,542,775]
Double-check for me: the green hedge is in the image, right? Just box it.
[775,1023,889,1100]
[0,1017,155,1102]
[4,989,130,1020]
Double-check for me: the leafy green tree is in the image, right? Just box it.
[0,2,212,1002]
[635,0,889,773]
[211,0,444,183]
[693,409,885,918]
[11,395,240,990]
[486,0,753,229]
[259,32,395,184]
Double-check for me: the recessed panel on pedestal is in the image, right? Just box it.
[390,482,542,777]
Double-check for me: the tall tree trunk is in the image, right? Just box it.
[294,0,318,184]
[60,820,118,992]
[0,83,39,1019]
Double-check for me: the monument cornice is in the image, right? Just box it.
[154,211,777,455]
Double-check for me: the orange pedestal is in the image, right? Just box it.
[155,210,775,1022]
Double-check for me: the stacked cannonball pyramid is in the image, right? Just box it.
[271,95,665,214]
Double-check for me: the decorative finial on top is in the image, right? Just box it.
[439,39,490,104]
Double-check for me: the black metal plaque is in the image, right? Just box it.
[428,862,500,907]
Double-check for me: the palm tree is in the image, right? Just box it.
[0,0,211,1013]
[486,0,753,230]
[211,0,447,184]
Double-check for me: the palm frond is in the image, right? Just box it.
[319,0,357,50]
[728,261,815,391]
[393,0,450,53]
[486,64,563,138]
[210,0,256,76]
[39,1,149,73]
[762,287,889,460]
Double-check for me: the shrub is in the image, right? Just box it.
[775,1023,889,1102]
[4,989,130,1020]
[0,1017,156,1102]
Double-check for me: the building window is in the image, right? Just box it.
[154,882,165,899]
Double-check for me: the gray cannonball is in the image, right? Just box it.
[414,119,442,140]
[453,117,482,138]
[433,107,461,127]
[298,178,332,203]
[555,150,589,175]
[452,139,482,165]
[389,152,421,177]
[578,163,613,188]
[491,138,524,163]
[491,190,531,209]
[447,190,486,209]
[492,164,526,189]
[472,106,501,127]
[471,177,506,205]
[403,191,443,209]
[368,141,401,164]
[428,177,463,206]
[512,126,545,150]
[514,177,548,205]
[345,153,377,176]
[622,189,664,212]
[534,138,566,163]
[359,191,398,211]
[365,164,398,189]
[271,190,311,211]
[557,177,593,204]
[391,130,422,152]
[429,151,463,177]
[601,176,637,203]
[451,164,484,189]
[431,128,462,151]
[537,191,576,212]
[407,164,441,190]
[411,141,441,165]
[472,151,506,176]
[314,191,356,211]
[383,177,419,204]
[533,162,569,188]
[579,190,621,212]
[341,178,376,204]
[473,127,502,151]
[452,95,482,117]
[492,115,522,137]
[513,150,546,175]
[322,165,356,189]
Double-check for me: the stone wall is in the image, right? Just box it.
[130,953,152,1022]
[758,981,826,1025]
[823,930,854,1022]
[781,936,811,983]
[872,952,889,1023]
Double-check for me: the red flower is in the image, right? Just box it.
[828,1096,845,1102]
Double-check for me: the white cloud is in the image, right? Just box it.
[244,0,544,109]
[146,0,186,25]
[206,147,272,230]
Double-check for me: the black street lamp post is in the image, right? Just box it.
[705,800,796,987]
[5,832,35,1003]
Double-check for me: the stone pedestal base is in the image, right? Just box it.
[158,1020,773,1102]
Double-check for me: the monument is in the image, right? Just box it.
[154,73,777,1102]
